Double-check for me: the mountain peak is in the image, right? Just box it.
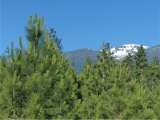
[111,44,149,59]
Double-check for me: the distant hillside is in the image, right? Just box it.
[146,45,160,61]
[65,48,100,72]
[65,44,160,72]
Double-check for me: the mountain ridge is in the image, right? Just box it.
[65,44,160,72]
[111,44,149,60]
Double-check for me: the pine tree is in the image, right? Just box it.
[122,53,134,68]
[121,53,135,82]
[134,45,148,78]
[25,14,45,52]
[25,13,45,73]
[49,28,63,52]
[38,40,78,119]
[0,40,27,118]
[0,14,79,119]
[145,57,160,90]
[122,79,156,119]
[152,56,160,66]
[77,57,93,99]
[94,42,115,92]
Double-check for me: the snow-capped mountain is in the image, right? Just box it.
[111,44,149,60]
[65,44,160,72]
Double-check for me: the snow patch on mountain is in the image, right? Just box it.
[111,44,149,59]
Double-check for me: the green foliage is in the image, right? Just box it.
[134,45,148,68]
[0,14,78,119]
[49,28,63,52]
[134,45,148,78]
[0,14,160,119]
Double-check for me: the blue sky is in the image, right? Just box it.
[1,0,160,55]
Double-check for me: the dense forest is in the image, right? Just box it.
[0,14,160,119]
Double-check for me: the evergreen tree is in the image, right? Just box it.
[25,14,45,53]
[49,28,63,52]
[122,79,156,119]
[77,57,93,99]
[94,42,115,92]
[25,13,45,73]
[0,14,79,119]
[38,39,78,119]
[145,57,160,90]
[0,40,27,118]
[122,53,134,68]
[152,56,160,66]
[121,53,135,82]
[134,45,148,78]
